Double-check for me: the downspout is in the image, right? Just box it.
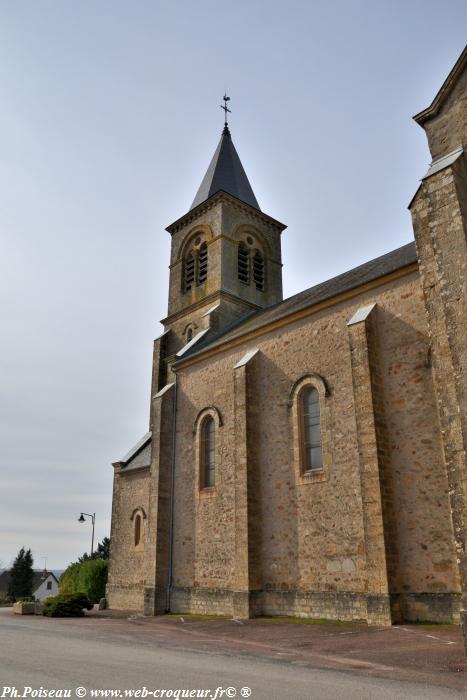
[166,368,178,612]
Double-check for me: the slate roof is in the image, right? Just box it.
[0,570,58,595]
[121,441,151,471]
[190,126,260,211]
[178,241,418,363]
[115,432,152,471]
[120,431,152,464]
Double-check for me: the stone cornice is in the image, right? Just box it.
[160,289,262,326]
[112,463,150,475]
[165,191,286,235]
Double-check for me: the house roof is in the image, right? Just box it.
[176,241,418,364]
[190,126,260,211]
[0,569,58,594]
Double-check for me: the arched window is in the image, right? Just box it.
[134,514,142,546]
[253,251,265,291]
[238,244,250,284]
[197,243,208,284]
[300,387,322,472]
[184,253,196,291]
[200,416,215,488]
[186,327,193,342]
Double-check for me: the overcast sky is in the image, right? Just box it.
[0,1,465,569]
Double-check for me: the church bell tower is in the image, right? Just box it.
[161,98,286,361]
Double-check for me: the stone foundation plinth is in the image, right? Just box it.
[106,586,462,625]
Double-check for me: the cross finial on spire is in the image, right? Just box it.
[220,94,231,132]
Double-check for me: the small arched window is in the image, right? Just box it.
[197,243,208,284]
[253,251,265,291]
[238,244,250,284]
[134,514,142,546]
[184,253,196,291]
[300,387,322,472]
[200,416,215,488]
[186,327,193,342]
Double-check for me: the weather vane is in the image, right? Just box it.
[220,94,231,128]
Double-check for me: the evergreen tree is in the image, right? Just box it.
[8,547,34,600]
[78,537,110,562]
[95,536,110,560]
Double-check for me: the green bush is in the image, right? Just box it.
[59,562,81,595]
[43,593,93,617]
[60,559,108,603]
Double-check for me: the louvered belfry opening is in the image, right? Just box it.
[184,253,196,291]
[253,251,265,291]
[198,243,208,284]
[238,244,250,284]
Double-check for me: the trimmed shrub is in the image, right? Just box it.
[43,593,93,617]
[59,560,108,604]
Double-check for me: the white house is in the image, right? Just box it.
[0,569,59,601]
[33,571,59,601]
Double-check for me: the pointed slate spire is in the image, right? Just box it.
[190,125,260,211]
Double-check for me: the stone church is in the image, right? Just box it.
[107,47,467,631]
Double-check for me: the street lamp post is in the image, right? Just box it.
[78,512,96,557]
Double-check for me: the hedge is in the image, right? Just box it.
[59,559,108,603]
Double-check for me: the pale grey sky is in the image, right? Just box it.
[0,1,465,568]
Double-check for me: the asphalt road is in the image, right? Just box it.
[0,608,462,700]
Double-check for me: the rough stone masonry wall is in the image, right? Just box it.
[411,159,467,630]
[170,269,459,622]
[374,279,460,621]
[247,315,367,619]
[347,308,392,625]
[169,359,237,615]
[421,68,467,159]
[411,54,467,634]
[164,294,258,360]
[107,467,152,611]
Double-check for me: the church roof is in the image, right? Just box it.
[114,431,152,471]
[413,44,467,125]
[190,126,260,211]
[176,241,418,364]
